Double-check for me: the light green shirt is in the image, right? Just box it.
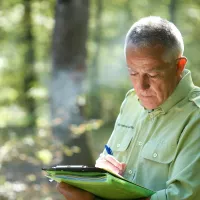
[101,69,200,200]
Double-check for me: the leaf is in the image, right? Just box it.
[36,149,53,165]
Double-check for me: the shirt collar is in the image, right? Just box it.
[159,69,195,113]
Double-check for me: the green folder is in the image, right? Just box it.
[43,167,155,199]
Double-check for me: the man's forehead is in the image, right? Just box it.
[126,55,168,69]
[128,57,163,65]
[126,42,165,52]
[126,43,167,59]
[126,44,171,70]
[128,65,165,73]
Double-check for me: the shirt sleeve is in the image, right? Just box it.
[151,112,200,200]
[150,190,167,200]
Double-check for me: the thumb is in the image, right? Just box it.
[56,182,71,198]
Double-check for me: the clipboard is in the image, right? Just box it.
[42,165,106,172]
[42,165,155,199]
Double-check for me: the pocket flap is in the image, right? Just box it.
[142,140,177,164]
[112,131,133,152]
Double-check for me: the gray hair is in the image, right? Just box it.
[124,16,184,62]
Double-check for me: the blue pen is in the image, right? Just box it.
[105,144,113,155]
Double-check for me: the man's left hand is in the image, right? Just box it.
[56,182,94,200]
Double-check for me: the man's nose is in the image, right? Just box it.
[138,75,150,90]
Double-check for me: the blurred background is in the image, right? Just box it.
[0,0,199,199]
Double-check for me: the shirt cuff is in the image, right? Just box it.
[150,189,167,200]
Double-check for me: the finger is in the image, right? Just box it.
[95,158,121,175]
[96,155,127,175]
[57,182,94,200]
[105,155,124,171]
[56,182,73,199]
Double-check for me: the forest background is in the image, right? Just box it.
[0,0,200,199]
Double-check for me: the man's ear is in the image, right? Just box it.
[176,56,187,75]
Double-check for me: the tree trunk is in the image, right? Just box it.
[87,0,103,119]
[51,0,94,165]
[21,0,37,128]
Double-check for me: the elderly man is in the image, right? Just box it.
[57,16,200,200]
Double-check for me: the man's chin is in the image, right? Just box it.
[138,95,161,109]
[141,100,159,110]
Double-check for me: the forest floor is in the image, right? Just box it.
[0,126,112,200]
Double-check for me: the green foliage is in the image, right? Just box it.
[36,149,53,165]
[0,87,18,105]
[1,0,200,127]
[69,119,104,135]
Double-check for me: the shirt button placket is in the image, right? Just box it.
[127,169,135,182]
[138,141,143,146]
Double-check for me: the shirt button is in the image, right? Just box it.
[138,141,143,146]
[153,153,158,158]
[128,170,133,174]
[192,94,197,98]
[150,113,154,118]
[117,144,120,148]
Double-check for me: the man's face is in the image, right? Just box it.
[125,44,180,110]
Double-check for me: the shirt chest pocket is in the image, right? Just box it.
[141,140,177,164]
[112,130,133,152]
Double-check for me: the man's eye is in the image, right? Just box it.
[130,72,138,77]
[128,68,138,76]
[130,73,138,76]
[148,74,159,78]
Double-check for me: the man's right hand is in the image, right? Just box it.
[95,154,126,176]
